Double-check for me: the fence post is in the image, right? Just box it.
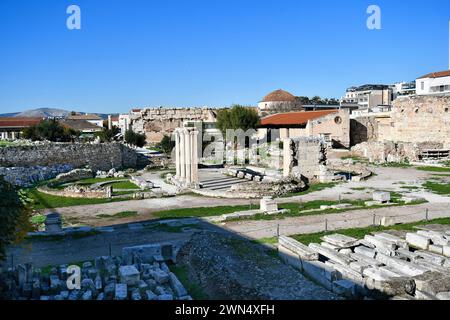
[425,209,429,222]
[325,219,328,232]
[373,214,376,226]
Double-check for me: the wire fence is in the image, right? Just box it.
[240,207,450,239]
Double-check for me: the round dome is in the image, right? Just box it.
[261,89,296,102]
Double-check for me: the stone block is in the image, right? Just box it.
[406,233,430,250]
[278,245,303,271]
[414,251,446,265]
[443,246,450,258]
[115,283,128,300]
[150,269,170,284]
[145,290,157,300]
[260,197,278,213]
[278,236,319,261]
[321,234,358,248]
[301,260,337,291]
[321,242,340,251]
[308,243,354,266]
[364,235,397,252]
[429,244,444,255]
[157,294,174,300]
[413,272,450,296]
[119,266,140,286]
[373,232,408,249]
[353,246,376,259]
[436,292,450,300]
[372,191,391,203]
[332,280,356,298]
[375,253,429,277]
[168,272,187,297]
[417,230,450,246]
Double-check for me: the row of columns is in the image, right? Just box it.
[0,131,19,140]
[174,127,199,188]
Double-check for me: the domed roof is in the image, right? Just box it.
[261,89,296,102]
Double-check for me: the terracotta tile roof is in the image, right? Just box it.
[131,109,142,112]
[0,117,43,128]
[417,70,450,79]
[110,116,119,121]
[261,89,296,102]
[260,110,339,127]
[59,119,103,131]
[67,114,102,120]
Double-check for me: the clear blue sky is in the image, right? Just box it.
[1,0,450,114]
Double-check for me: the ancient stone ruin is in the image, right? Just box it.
[278,225,450,300]
[1,243,191,301]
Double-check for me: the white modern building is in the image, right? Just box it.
[416,70,450,96]
[340,84,392,111]
[390,81,416,99]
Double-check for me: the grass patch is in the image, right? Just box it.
[170,265,208,300]
[31,214,46,225]
[417,166,450,173]
[152,205,250,219]
[24,188,133,209]
[379,162,412,168]
[350,187,367,191]
[109,181,140,190]
[291,217,450,245]
[400,186,421,190]
[423,181,450,195]
[284,182,337,197]
[97,211,139,219]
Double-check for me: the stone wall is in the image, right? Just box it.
[0,143,137,171]
[350,117,379,146]
[130,107,217,143]
[0,165,73,187]
[389,96,450,148]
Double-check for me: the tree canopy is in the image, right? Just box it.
[216,105,260,135]
[125,130,146,148]
[0,177,33,262]
[22,119,79,142]
[156,135,175,154]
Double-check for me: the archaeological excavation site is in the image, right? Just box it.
[2,3,450,318]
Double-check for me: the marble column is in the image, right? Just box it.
[191,129,199,185]
[184,129,192,185]
[175,130,181,179]
[179,129,186,182]
[283,138,293,177]
[1,132,5,140]
[11,132,16,140]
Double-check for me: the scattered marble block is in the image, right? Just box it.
[119,266,140,286]
[260,197,278,213]
[372,191,391,204]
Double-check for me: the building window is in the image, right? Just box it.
[334,116,342,124]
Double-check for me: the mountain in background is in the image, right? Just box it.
[0,108,119,119]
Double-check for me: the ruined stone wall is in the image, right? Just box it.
[389,96,450,148]
[350,117,380,146]
[0,143,137,171]
[130,108,218,143]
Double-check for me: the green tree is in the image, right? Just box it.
[157,135,175,154]
[125,130,146,148]
[0,177,33,262]
[216,105,260,135]
[22,119,79,142]
[97,126,120,143]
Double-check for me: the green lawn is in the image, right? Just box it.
[283,182,337,197]
[24,188,133,209]
[97,211,139,219]
[74,177,128,185]
[291,217,450,245]
[109,181,140,190]
[417,166,450,173]
[379,162,412,168]
[152,205,251,219]
[423,181,450,195]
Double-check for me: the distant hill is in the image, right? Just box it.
[0,108,119,119]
